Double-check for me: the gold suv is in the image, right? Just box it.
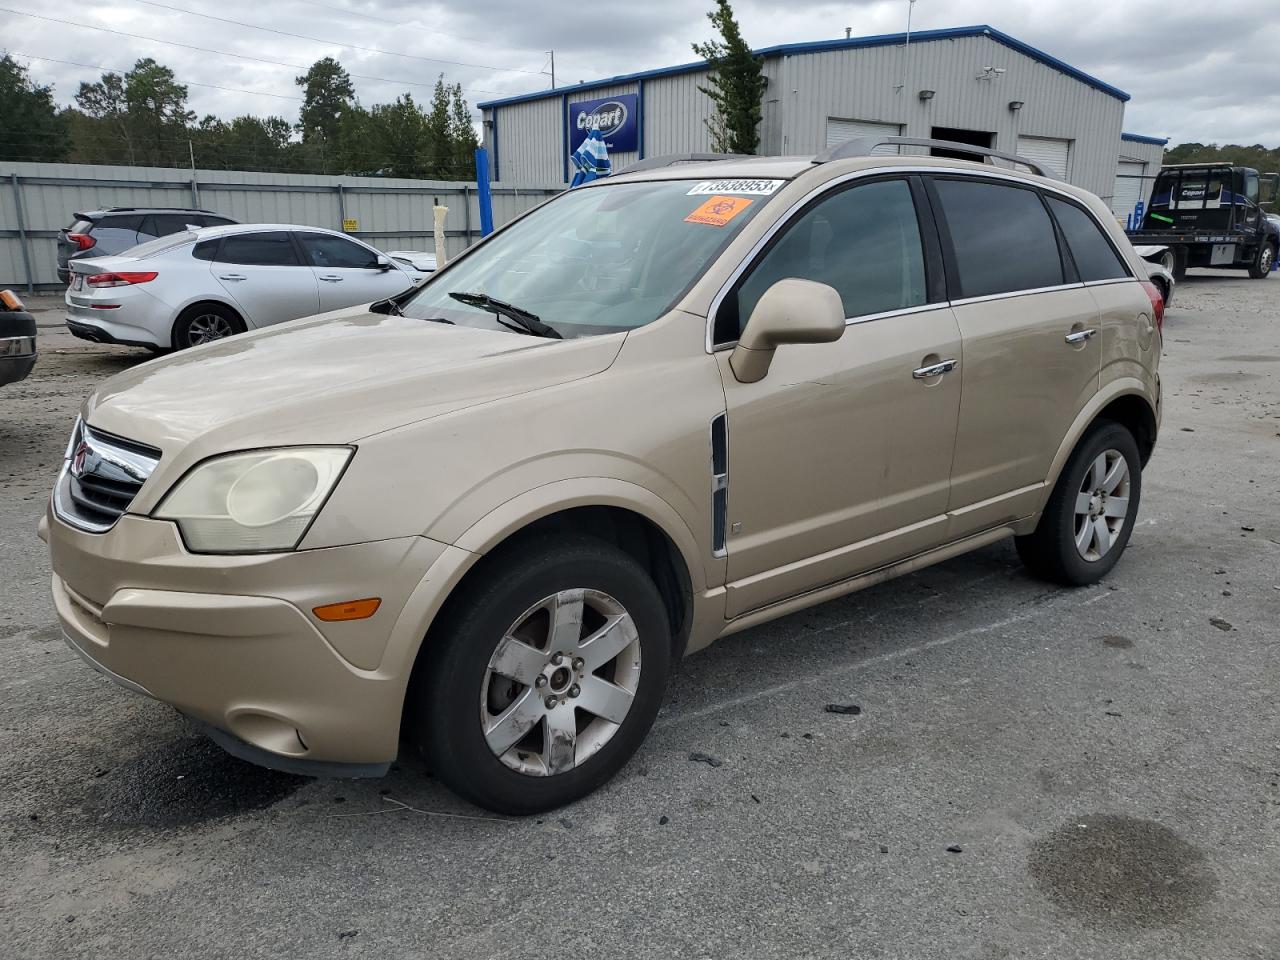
[43,142,1163,813]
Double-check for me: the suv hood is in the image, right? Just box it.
[84,310,624,457]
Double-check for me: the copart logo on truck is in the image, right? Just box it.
[576,101,628,137]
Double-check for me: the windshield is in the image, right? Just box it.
[400,178,777,337]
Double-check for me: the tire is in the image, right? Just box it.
[1015,421,1142,586]
[1248,240,1275,280]
[172,303,244,349]
[1172,247,1188,282]
[416,536,672,814]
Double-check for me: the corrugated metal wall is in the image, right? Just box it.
[0,162,560,289]
[778,35,1125,197]
[1114,137,1166,214]
[485,96,563,183]
[486,33,1129,198]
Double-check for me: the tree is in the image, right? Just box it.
[296,57,355,156]
[448,84,479,178]
[692,0,767,154]
[74,58,193,166]
[0,55,69,162]
[421,76,453,177]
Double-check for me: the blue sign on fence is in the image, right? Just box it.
[568,94,639,154]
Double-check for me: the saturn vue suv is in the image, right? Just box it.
[42,140,1163,813]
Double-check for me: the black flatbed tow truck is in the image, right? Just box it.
[1126,162,1278,280]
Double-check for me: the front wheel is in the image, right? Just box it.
[1016,421,1142,586]
[1248,241,1275,279]
[416,536,671,814]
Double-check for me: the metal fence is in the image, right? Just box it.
[0,162,563,291]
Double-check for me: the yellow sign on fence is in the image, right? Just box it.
[342,219,359,233]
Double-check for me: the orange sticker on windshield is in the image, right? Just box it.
[685,195,753,227]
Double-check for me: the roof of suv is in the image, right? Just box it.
[77,207,232,221]
[606,153,1058,187]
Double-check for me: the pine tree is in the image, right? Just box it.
[448,84,479,179]
[692,0,767,155]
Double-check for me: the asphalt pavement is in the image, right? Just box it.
[2,274,1278,959]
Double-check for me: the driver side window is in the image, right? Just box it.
[715,178,928,343]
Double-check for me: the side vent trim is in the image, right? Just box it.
[711,413,728,557]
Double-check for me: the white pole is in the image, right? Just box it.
[433,202,449,268]
[899,0,916,94]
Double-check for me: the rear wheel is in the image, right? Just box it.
[1016,421,1142,586]
[416,536,671,814]
[1248,240,1275,279]
[173,303,243,349]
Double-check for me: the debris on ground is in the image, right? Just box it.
[945,844,963,854]
[688,752,723,767]
[1210,617,1234,631]
[824,703,862,715]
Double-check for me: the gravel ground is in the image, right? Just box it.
[2,274,1278,959]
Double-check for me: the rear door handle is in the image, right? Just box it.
[912,358,958,379]
[218,274,246,281]
[318,275,343,282]
[1065,328,1098,343]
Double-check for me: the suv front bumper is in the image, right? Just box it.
[44,507,452,772]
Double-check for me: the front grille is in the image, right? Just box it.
[53,420,161,533]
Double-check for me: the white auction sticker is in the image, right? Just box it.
[687,179,784,196]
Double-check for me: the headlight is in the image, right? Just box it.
[154,447,352,553]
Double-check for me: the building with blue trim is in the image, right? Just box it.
[479,24,1166,217]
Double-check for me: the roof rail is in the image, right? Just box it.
[103,206,219,214]
[814,136,1060,179]
[617,152,754,175]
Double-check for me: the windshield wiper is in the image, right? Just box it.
[448,291,562,339]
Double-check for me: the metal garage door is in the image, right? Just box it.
[1016,136,1070,178]
[826,118,902,155]
[1112,160,1146,218]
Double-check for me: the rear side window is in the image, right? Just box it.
[150,213,205,236]
[1046,197,1129,282]
[933,179,1063,298]
[98,214,146,232]
[216,232,301,266]
[200,215,236,228]
[298,232,380,269]
[720,178,927,340]
[192,239,219,261]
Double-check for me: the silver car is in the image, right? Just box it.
[65,224,421,350]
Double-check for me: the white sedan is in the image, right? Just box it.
[64,224,421,350]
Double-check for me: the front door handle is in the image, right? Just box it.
[318,275,344,282]
[219,274,245,281]
[1065,328,1098,343]
[912,358,958,379]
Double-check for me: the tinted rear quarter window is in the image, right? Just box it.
[1046,197,1129,282]
[192,239,220,261]
[151,213,205,235]
[97,214,146,233]
[216,232,301,266]
[933,179,1063,298]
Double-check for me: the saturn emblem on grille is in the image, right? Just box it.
[70,440,90,479]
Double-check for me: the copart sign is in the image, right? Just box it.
[569,94,639,154]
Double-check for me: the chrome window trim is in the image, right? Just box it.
[1082,277,1140,289]
[704,164,1118,353]
[948,282,1086,308]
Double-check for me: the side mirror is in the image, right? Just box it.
[375,255,392,272]
[729,278,846,383]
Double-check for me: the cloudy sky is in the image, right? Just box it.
[6,0,1278,146]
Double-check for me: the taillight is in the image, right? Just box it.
[1140,280,1164,333]
[87,271,158,288]
[67,232,96,251]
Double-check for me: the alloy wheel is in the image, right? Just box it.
[1074,449,1131,561]
[480,589,642,777]
[187,313,235,344]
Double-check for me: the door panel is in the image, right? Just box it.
[946,287,1101,536]
[212,231,318,328]
[719,306,963,617]
[297,232,412,311]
